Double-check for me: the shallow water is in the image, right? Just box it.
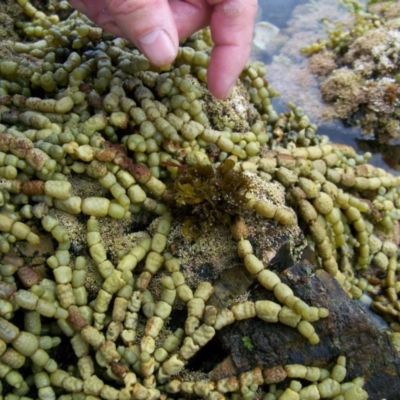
[256,0,400,173]
[258,0,309,29]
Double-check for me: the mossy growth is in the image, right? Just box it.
[167,159,255,237]
[241,335,255,351]
[302,0,400,142]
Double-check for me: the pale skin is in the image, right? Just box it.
[68,0,258,99]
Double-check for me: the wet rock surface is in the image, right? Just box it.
[210,261,400,400]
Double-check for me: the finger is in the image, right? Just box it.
[70,0,211,50]
[69,0,123,38]
[105,0,181,66]
[206,0,257,99]
[68,0,92,15]
[71,0,180,67]
[169,0,212,41]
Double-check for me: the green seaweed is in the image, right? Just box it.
[241,335,255,351]
[170,159,255,237]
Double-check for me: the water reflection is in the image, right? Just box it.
[257,0,310,29]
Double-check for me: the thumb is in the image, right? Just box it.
[104,0,179,66]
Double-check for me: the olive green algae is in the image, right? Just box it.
[0,0,398,399]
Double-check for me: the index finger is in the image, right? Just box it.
[206,0,258,99]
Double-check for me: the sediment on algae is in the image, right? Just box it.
[0,0,398,398]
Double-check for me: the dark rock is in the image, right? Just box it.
[210,262,400,400]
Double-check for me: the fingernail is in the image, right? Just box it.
[139,29,176,66]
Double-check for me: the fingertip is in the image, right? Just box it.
[206,0,257,98]
[138,28,178,66]
[207,75,236,100]
[207,44,247,99]
[104,0,179,66]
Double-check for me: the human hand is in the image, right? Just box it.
[68,0,257,99]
